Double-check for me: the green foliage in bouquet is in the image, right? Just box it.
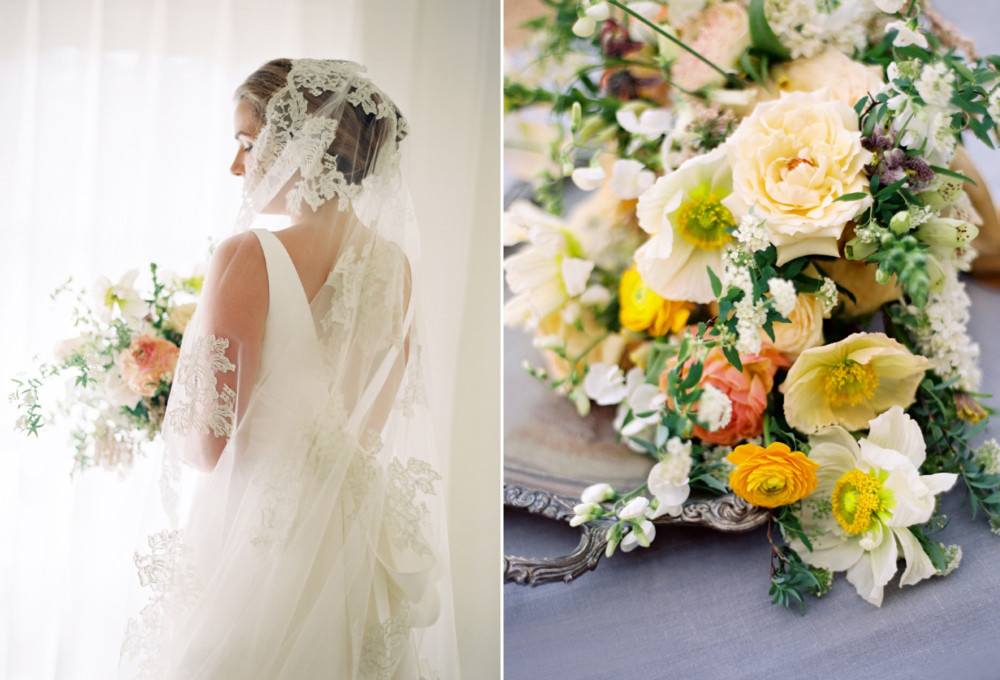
[505,0,1000,610]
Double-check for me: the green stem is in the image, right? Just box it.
[606,0,743,88]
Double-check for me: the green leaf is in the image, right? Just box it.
[748,0,790,60]
[707,266,723,299]
[834,192,869,203]
[722,344,743,372]
[929,165,977,186]
[692,473,729,495]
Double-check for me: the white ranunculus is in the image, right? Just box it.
[723,91,871,265]
[583,362,628,405]
[609,159,655,200]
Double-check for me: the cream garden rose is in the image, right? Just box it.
[767,50,884,110]
[768,293,824,361]
[723,91,872,265]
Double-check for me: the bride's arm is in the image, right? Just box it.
[181,231,268,472]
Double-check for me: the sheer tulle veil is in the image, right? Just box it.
[119,59,458,679]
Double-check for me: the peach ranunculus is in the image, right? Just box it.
[726,442,819,508]
[780,332,932,433]
[118,334,180,397]
[662,343,789,446]
[722,90,872,265]
[768,293,824,361]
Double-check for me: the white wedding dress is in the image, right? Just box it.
[120,226,450,679]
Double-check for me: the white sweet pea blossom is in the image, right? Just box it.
[92,270,148,325]
[618,495,650,520]
[572,16,597,38]
[648,437,693,518]
[584,1,610,21]
[571,166,606,191]
[614,367,666,451]
[621,519,656,552]
[609,159,655,200]
[616,108,673,140]
[885,20,928,49]
[584,362,629,405]
[581,482,616,504]
[873,0,905,12]
[570,502,603,526]
[625,1,664,45]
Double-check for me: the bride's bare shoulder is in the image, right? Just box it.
[203,231,267,299]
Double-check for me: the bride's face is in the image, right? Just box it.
[230,99,260,179]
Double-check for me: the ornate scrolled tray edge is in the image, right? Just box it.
[503,482,769,586]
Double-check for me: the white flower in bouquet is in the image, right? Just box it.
[872,0,906,13]
[581,483,616,504]
[614,367,666,451]
[167,302,198,335]
[503,201,595,327]
[723,90,871,265]
[615,106,673,141]
[647,437,692,519]
[625,1,666,45]
[670,2,750,92]
[620,518,656,552]
[635,146,735,303]
[53,334,90,361]
[103,368,142,410]
[884,19,928,49]
[583,362,629,406]
[92,270,148,326]
[571,166,606,191]
[609,159,655,200]
[789,407,957,606]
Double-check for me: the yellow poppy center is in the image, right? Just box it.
[823,359,879,407]
[675,192,734,250]
[831,469,884,535]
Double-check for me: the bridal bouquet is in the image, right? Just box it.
[11,263,204,475]
[504,0,1000,608]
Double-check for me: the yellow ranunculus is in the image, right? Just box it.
[780,332,932,433]
[726,442,819,508]
[618,267,694,337]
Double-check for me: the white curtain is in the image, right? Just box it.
[0,0,500,677]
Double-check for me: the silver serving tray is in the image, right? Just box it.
[504,326,768,585]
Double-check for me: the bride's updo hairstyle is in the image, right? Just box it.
[233,59,408,219]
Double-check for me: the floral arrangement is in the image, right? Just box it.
[11,264,204,475]
[504,0,1000,608]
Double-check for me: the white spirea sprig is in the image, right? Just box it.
[906,264,982,391]
[699,384,733,432]
[767,278,797,317]
[975,439,1000,476]
[734,213,770,253]
[818,277,838,316]
[734,296,767,354]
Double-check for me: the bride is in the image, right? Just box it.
[119,59,455,679]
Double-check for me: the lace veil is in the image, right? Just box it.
[120,59,456,679]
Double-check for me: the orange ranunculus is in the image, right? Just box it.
[118,334,180,397]
[726,442,819,508]
[661,342,788,446]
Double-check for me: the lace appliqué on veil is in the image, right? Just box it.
[358,606,413,680]
[163,334,236,439]
[386,458,442,556]
[319,239,406,361]
[121,530,202,678]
